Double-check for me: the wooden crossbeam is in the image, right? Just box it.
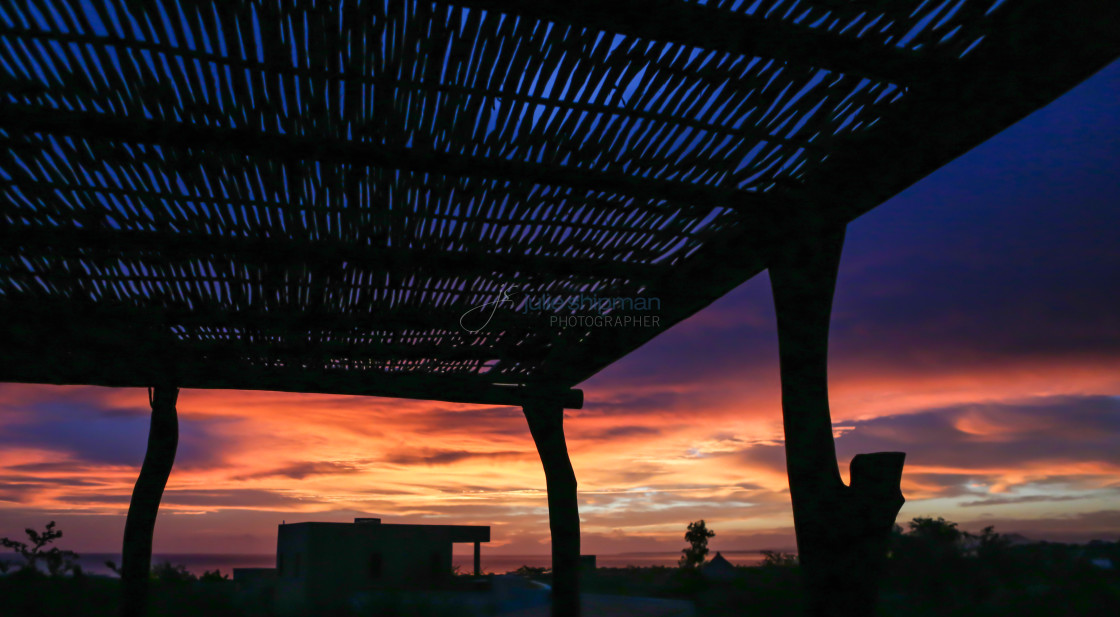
[0,225,663,283]
[0,103,779,214]
[0,179,701,239]
[0,351,581,408]
[0,309,582,408]
[0,26,816,153]
[0,297,552,345]
[183,337,545,365]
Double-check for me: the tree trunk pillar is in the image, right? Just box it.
[523,402,580,617]
[770,227,905,617]
[120,385,179,617]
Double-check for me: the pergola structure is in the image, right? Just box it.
[1,1,1116,616]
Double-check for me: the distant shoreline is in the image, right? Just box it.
[0,549,791,558]
[0,549,790,558]
[605,549,795,556]
[0,550,779,576]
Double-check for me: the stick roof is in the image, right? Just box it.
[2,0,1117,407]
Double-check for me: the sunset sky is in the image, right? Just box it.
[1,60,1117,558]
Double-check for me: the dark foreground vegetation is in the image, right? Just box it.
[2,518,1118,616]
[575,519,1120,617]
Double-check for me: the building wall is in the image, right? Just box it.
[275,524,311,616]
[275,522,469,614]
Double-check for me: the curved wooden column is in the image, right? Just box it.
[120,385,179,617]
[523,402,581,617]
[770,227,905,617]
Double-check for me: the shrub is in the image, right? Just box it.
[199,569,230,582]
[0,521,80,576]
[759,550,798,568]
[152,562,196,584]
[514,565,549,578]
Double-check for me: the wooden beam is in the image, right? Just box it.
[523,401,581,617]
[0,26,817,152]
[445,0,940,85]
[0,304,582,408]
[770,227,905,617]
[120,385,178,617]
[0,178,700,239]
[0,225,663,283]
[0,103,779,214]
[0,301,555,353]
[769,227,847,501]
[536,196,793,386]
[0,345,581,408]
[184,338,542,365]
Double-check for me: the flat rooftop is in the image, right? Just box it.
[281,518,490,543]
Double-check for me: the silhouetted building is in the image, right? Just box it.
[702,552,736,582]
[275,518,489,615]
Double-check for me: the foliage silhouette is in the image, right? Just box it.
[679,520,716,568]
[972,525,1012,561]
[907,517,962,544]
[0,521,80,576]
[200,569,230,582]
[514,564,549,579]
[151,562,196,584]
[759,550,798,567]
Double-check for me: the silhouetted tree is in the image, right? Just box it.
[760,550,798,567]
[679,520,715,568]
[907,517,962,546]
[0,521,79,576]
[199,569,229,582]
[151,562,195,584]
[515,565,549,579]
[888,517,970,603]
[970,525,1010,561]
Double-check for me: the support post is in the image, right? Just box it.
[769,227,905,617]
[523,402,580,617]
[474,541,481,576]
[120,385,179,617]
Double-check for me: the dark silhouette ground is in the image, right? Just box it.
[2,534,1117,617]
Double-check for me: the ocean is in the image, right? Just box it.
[1,551,769,577]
